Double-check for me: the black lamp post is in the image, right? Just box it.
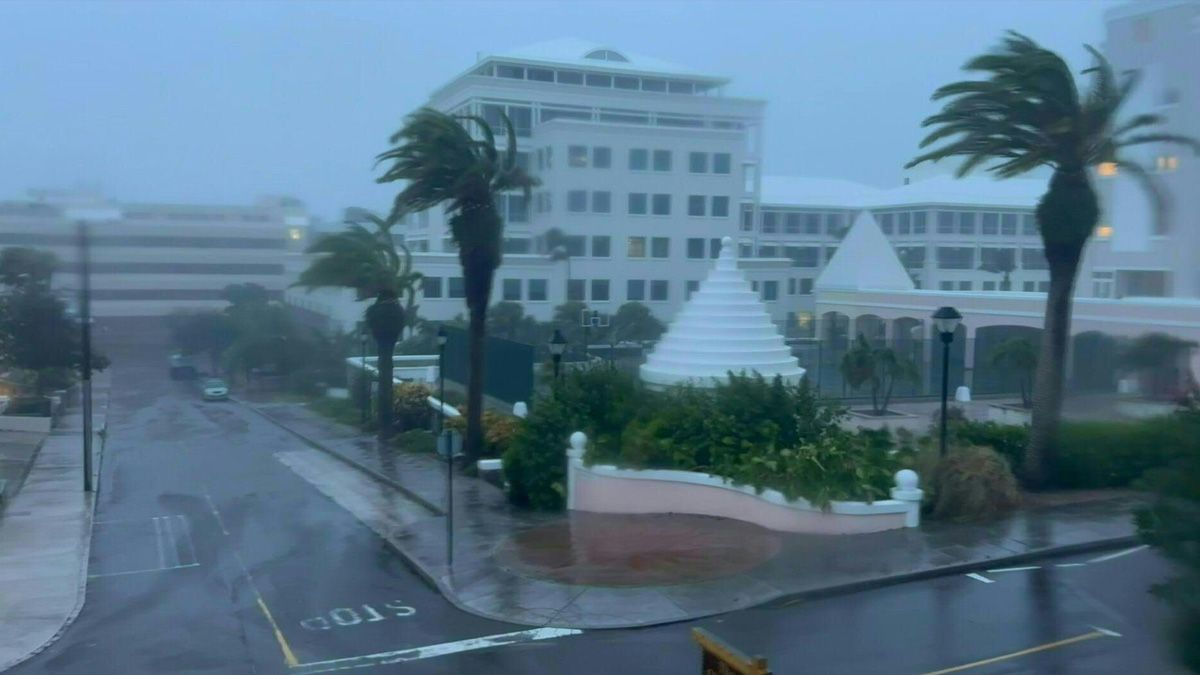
[436,325,451,569]
[932,306,963,458]
[549,329,567,383]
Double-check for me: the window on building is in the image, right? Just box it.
[653,149,672,171]
[1001,213,1017,236]
[688,195,706,217]
[628,192,648,215]
[567,279,585,301]
[713,153,732,174]
[651,237,670,258]
[591,279,610,302]
[913,211,927,234]
[784,213,801,234]
[751,281,759,292]
[763,280,779,301]
[709,238,722,258]
[567,190,587,212]
[641,77,666,92]
[528,278,547,301]
[824,246,838,262]
[591,235,611,257]
[503,237,531,253]
[1092,271,1114,298]
[800,278,813,295]
[628,236,646,258]
[1021,248,1048,270]
[652,194,671,215]
[627,279,645,301]
[629,148,649,170]
[689,152,708,173]
[592,191,612,213]
[448,277,466,298]
[495,64,524,79]
[650,280,668,301]
[940,281,955,291]
[983,281,997,291]
[1038,281,1050,293]
[564,235,586,257]
[545,146,553,169]
[593,146,611,169]
[568,145,588,168]
[741,206,754,231]
[739,243,753,257]
[898,211,911,235]
[527,67,554,82]
[958,212,976,235]
[1022,214,1038,236]
[937,247,975,269]
[423,277,442,298]
[1023,281,1036,292]
[506,193,529,222]
[687,238,705,259]
[896,246,926,269]
[981,247,1015,271]
[481,103,505,131]
[938,211,955,234]
[762,211,778,233]
[710,196,730,218]
[958,281,972,291]
[787,278,796,295]
[804,213,821,234]
[982,213,999,235]
[758,245,778,258]
[502,278,521,301]
[585,73,613,88]
[826,213,844,236]
[557,70,583,85]
[613,75,639,90]
[879,212,894,235]
[686,280,700,299]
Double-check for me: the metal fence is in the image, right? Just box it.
[441,325,534,405]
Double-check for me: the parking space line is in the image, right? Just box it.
[289,627,583,673]
[964,573,994,584]
[89,562,200,579]
[986,565,1040,573]
[160,516,181,567]
[152,515,167,568]
[232,546,300,668]
[1088,545,1147,564]
[176,514,199,565]
[920,627,1119,674]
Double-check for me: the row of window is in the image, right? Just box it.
[938,280,1051,292]
[474,62,714,97]
[478,100,745,139]
[934,211,1038,236]
[933,247,1047,270]
[563,191,731,218]
[749,209,848,236]
[424,272,821,304]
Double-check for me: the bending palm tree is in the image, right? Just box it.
[908,32,1199,485]
[295,212,421,439]
[376,108,538,460]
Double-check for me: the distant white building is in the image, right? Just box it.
[1081,0,1200,299]
[0,189,310,318]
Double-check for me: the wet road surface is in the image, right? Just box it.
[13,347,1184,674]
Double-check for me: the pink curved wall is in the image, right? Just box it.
[571,469,906,535]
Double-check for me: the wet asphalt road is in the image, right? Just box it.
[12,346,1185,674]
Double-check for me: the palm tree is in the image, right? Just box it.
[376,108,538,459]
[989,337,1038,408]
[839,334,918,415]
[979,248,1016,291]
[295,212,421,438]
[907,32,1199,486]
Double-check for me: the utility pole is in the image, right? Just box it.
[77,222,94,493]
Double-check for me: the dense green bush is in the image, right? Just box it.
[929,446,1021,521]
[951,420,1030,475]
[1053,414,1200,488]
[392,382,432,431]
[727,432,896,507]
[394,429,435,454]
[446,409,521,459]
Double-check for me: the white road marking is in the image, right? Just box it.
[291,627,583,673]
[1093,625,1123,637]
[89,562,200,579]
[965,573,995,583]
[1088,545,1148,564]
[160,516,181,567]
[203,488,231,536]
[1056,563,1087,568]
[176,514,199,565]
[152,515,167,568]
[986,565,1041,573]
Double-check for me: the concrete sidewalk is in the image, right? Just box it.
[254,398,1141,630]
[0,378,109,671]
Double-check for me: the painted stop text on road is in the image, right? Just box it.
[300,601,417,631]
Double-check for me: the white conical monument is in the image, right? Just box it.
[640,237,805,388]
[815,210,915,292]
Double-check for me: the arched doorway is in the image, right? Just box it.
[974,325,1041,396]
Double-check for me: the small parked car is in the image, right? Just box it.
[202,378,229,401]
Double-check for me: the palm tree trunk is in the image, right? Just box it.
[375,335,396,438]
[465,304,487,460]
[1026,247,1082,487]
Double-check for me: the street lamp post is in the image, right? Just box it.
[932,306,963,458]
[549,329,567,386]
[436,326,451,569]
[77,222,93,493]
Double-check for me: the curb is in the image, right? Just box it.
[233,397,444,516]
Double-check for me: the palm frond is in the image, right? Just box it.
[1112,159,1170,234]
[1116,133,1200,154]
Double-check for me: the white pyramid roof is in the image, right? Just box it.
[815,211,915,292]
[640,237,805,388]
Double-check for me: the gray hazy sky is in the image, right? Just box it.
[1,0,1118,220]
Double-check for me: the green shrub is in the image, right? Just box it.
[446,408,520,458]
[394,429,435,454]
[1053,415,1199,488]
[392,382,432,432]
[951,420,1029,474]
[930,446,1021,521]
[727,431,897,507]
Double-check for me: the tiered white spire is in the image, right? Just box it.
[640,237,805,388]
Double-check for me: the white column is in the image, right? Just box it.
[891,470,923,528]
[565,431,587,511]
[962,325,977,390]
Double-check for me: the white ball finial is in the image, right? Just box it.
[895,469,919,490]
[569,431,587,451]
[721,235,733,247]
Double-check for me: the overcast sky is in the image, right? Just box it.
[0,0,1119,220]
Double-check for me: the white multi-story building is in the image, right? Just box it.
[1081,0,1200,299]
[0,189,311,318]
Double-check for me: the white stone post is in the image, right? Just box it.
[565,431,587,511]
[512,401,528,419]
[890,469,923,528]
